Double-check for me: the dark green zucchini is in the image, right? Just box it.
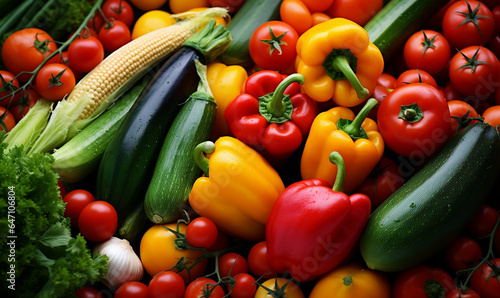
[144,60,216,224]
[96,21,231,220]
[219,0,281,66]
[359,122,500,272]
[364,0,449,60]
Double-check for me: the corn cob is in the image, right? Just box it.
[21,7,228,155]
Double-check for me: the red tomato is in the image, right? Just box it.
[148,271,185,298]
[449,46,500,97]
[354,156,405,209]
[184,277,225,298]
[63,189,96,227]
[35,63,76,101]
[393,265,455,298]
[98,20,131,53]
[68,36,105,73]
[445,236,482,272]
[493,5,500,34]
[446,288,481,298]
[467,205,500,237]
[0,106,16,132]
[78,201,118,242]
[442,0,495,49]
[228,273,257,298]
[403,30,451,75]
[447,100,480,132]
[102,0,135,28]
[442,81,465,102]
[280,0,313,36]
[208,0,246,14]
[115,281,148,298]
[218,252,249,278]
[325,0,383,26]
[470,258,500,298]
[1,28,59,82]
[301,0,333,13]
[395,69,438,89]
[377,83,453,159]
[247,241,278,280]
[481,103,500,132]
[376,73,397,90]
[0,70,21,108]
[186,216,218,249]
[57,178,67,198]
[249,21,299,71]
[74,286,103,298]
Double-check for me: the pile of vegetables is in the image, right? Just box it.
[1,0,500,297]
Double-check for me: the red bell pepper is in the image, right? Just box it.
[224,70,317,166]
[265,151,371,282]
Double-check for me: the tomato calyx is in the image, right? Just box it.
[33,33,55,59]
[420,30,437,57]
[398,102,424,123]
[451,107,484,132]
[46,69,67,88]
[323,49,369,99]
[456,47,491,73]
[456,0,493,40]
[260,25,289,55]
[254,277,296,298]
[258,73,304,123]
[423,279,447,298]
[342,275,353,286]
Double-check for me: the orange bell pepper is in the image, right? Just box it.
[300,98,384,194]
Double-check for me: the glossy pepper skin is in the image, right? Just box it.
[224,70,317,167]
[296,18,384,107]
[206,62,248,140]
[266,152,371,282]
[301,98,384,194]
[188,136,285,242]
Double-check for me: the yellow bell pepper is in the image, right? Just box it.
[206,62,248,139]
[296,18,384,107]
[188,136,285,242]
[301,98,384,194]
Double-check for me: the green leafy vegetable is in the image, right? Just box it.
[0,143,107,297]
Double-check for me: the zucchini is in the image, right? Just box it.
[144,60,216,224]
[96,21,231,220]
[51,78,149,183]
[364,0,449,60]
[219,0,281,66]
[359,123,500,272]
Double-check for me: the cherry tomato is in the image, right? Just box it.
[447,100,480,133]
[247,241,278,280]
[445,236,482,272]
[446,288,481,298]
[115,281,148,298]
[129,0,168,11]
[0,106,16,132]
[403,30,451,75]
[311,12,331,26]
[442,81,465,102]
[98,20,131,53]
[467,205,500,237]
[87,11,105,33]
[131,10,176,40]
[442,0,495,49]
[68,36,105,73]
[78,201,118,242]
[280,0,313,36]
[63,189,96,227]
[449,46,500,97]
[35,63,76,101]
[218,252,249,278]
[470,258,500,298]
[254,278,305,298]
[74,286,103,298]
[325,0,383,26]
[184,277,225,298]
[228,273,257,298]
[169,0,210,14]
[481,103,500,133]
[394,69,438,89]
[186,216,218,249]
[57,178,67,198]
[300,0,333,13]
[249,21,299,71]
[0,70,21,108]
[148,271,185,298]
[1,28,59,82]
[102,0,135,28]
[208,0,246,14]
[376,73,397,90]
[392,265,455,298]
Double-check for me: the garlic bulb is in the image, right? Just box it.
[93,236,144,290]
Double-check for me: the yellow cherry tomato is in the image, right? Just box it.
[129,0,168,11]
[254,278,305,298]
[140,223,207,285]
[131,10,176,40]
[169,0,210,14]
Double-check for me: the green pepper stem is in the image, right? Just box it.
[193,141,215,177]
[332,55,369,99]
[265,73,305,117]
[330,151,346,193]
[342,98,378,137]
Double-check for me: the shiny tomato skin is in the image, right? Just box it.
[63,189,96,227]
[218,252,249,278]
[78,201,118,242]
[102,0,135,28]
[445,236,482,272]
[1,28,59,82]
[185,216,218,249]
[249,21,299,71]
[446,288,481,298]
[0,70,21,108]
[467,204,500,237]
[74,286,104,298]
[98,20,131,53]
[376,73,397,90]
[442,0,495,49]
[247,241,278,280]
[148,271,185,298]
[228,273,257,298]
[280,0,313,36]
[377,83,453,158]
[470,258,500,298]
[395,69,438,89]
[115,281,148,298]
[403,30,451,75]
[393,265,455,298]
[0,106,16,132]
[325,0,383,26]
[481,103,500,132]
[184,277,225,298]
[35,63,76,101]
[68,36,105,73]
[447,100,480,133]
